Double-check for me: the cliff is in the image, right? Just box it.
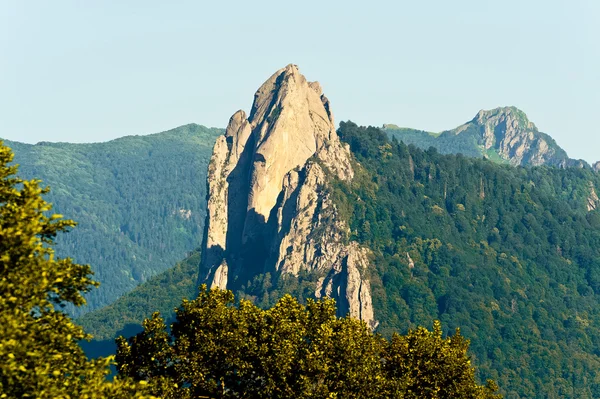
[200,65,376,328]
[450,107,576,167]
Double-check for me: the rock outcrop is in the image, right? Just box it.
[451,107,573,167]
[200,64,376,328]
[593,161,600,173]
[588,182,600,212]
[386,106,590,169]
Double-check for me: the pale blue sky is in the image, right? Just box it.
[1,1,598,163]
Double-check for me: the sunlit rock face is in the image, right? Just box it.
[453,107,580,167]
[588,182,600,212]
[200,65,376,328]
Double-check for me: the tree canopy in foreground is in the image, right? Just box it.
[117,286,501,399]
[0,141,150,398]
[0,139,500,398]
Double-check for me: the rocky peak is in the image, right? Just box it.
[474,107,536,130]
[200,65,375,329]
[242,64,350,225]
[593,161,600,172]
[453,106,571,167]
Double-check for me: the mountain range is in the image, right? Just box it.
[4,64,600,397]
[3,125,220,316]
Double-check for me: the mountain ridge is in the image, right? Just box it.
[2,124,221,316]
[5,106,594,318]
[385,106,590,168]
[3,123,219,146]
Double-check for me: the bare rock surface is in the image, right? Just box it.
[588,182,600,212]
[453,107,575,167]
[200,65,375,327]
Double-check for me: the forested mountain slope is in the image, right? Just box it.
[331,122,600,398]
[9,65,590,397]
[83,118,600,397]
[3,124,220,316]
[72,67,600,397]
[385,106,588,168]
[78,249,200,341]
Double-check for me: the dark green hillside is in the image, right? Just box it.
[385,124,483,159]
[3,124,220,316]
[78,250,200,342]
[381,125,440,147]
[58,118,600,398]
[332,121,600,398]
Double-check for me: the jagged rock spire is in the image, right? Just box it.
[200,65,376,329]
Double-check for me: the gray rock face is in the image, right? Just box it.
[200,65,375,328]
[593,162,600,172]
[210,260,228,290]
[453,107,573,167]
[588,182,600,212]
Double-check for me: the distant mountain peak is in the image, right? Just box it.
[473,106,537,132]
[385,106,589,169]
[450,106,574,167]
[594,161,600,172]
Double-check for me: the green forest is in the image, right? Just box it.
[0,138,500,397]
[78,120,600,398]
[79,250,201,342]
[384,124,483,159]
[3,124,220,316]
[333,122,600,397]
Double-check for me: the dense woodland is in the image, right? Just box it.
[333,122,600,397]
[0,138,500,397]
[19,118,600,397]
[216,122,600,397]
[79,121,600,398]
[79,250,200,342]
[4,124,220,315]
[0,141,150,398]
[385,125,484,159]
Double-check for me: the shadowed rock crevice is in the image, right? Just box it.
[225,131,255,270]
